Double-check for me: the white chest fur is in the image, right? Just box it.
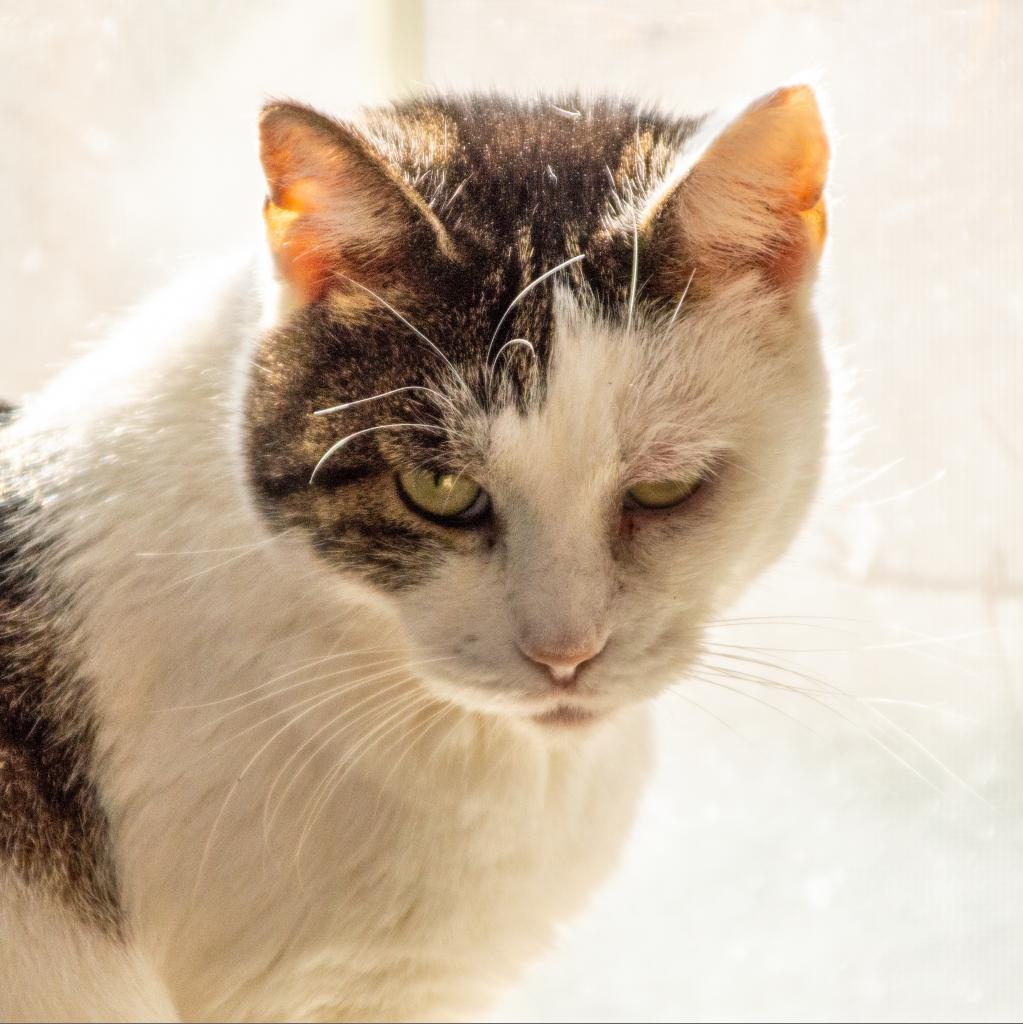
[99,590,650,1021]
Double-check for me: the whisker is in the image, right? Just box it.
[697,650,991,804]
[690,674,825,738]
[152,538,286,593]
[202,655,420,729]
[626,216,639,335]
[193,666,445,897]
[264,681,429,840]
[829,458,905,501]
[369,700,458,819]
[294,690,434,869]
[833,469,947,510]
[314,385,457,418]
[190,681,360,902]
[666,687,750,743]
[136,533,285,558]
[489,337,537,372]
[441,176,469,213]
[160,645,412,712]
[668,269,696,326]
[704,629,989,656]
[336,274,472,399]
[487,253,586,362]
[310,423,448,484]
[208,655,454,741]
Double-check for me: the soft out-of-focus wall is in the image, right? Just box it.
[0,0,416,396]
[2,2,1021,1020]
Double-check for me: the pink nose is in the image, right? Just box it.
[519,640,606,687]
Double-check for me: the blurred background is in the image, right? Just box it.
[1,1,1020,1020]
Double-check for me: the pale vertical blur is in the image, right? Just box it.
[1,1,1020,1020]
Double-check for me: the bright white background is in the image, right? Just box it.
[2,2,1020,1020]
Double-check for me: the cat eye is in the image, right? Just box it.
[626,477,702,510]
[396,468,490,524]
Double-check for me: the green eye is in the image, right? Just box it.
[627,477,702,510]
[396,468,488,523]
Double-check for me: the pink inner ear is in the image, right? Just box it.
[258,103,454,305]
[258,106,391,302]
[261,169,343,302]
[679,85,830,288]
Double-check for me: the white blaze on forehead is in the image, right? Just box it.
[487,289,645,531]
[483,290,656,650]
[473,280,803,654]
[485,286,738,509]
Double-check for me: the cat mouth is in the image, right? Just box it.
[531,704,604,728]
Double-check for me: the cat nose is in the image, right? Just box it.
[519,639,606,687]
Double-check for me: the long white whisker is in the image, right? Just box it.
[314,385,457,418]
[209,655,454,741]
[698,650,991,805]
[691,674,825,738]
[626,216,639,335]
[294,690,434,870]
[152,540,284,594]
[337,274,471,397]
[159,645,412,712]
[708,647,992,805]
[489,337,537,372]
[136,533,285,558]
[668,268,696,326]
[369,700,458,820]
[667,687,751,742]
[190,682,358,902]
[203,656,422,728]
[310,423,447,484]
[264,681,430,840]
[487,253,586,361]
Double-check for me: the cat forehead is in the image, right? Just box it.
[362,96,698,240]
[482,289,733,499]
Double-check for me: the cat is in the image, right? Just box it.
[0,85,830,1021]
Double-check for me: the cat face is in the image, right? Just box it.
[246,91,829,730]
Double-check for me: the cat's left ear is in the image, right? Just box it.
[643,85,829,291]
[259,101,456,304]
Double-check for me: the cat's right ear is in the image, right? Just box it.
[643,85,829,294]
[259,102,455,304]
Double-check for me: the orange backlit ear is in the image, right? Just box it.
[259,102,453,304]
[648,85,830,290]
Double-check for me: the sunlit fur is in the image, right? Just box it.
[0,88,829,1022]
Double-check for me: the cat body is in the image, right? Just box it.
[1,89,830,1020]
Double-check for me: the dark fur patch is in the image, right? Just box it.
[0,452,122,934]
[246,95,700,591]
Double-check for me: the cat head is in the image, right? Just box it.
[246,89,830,731]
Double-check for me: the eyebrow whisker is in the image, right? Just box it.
[626,215,640,335]
[487,253,586,362]
[313,385,457,418]
[309,423,448,484]
[336,274,473,400]
[668,268,696,326]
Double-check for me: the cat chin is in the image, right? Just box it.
[487,703,622,747]
[413,668,630,732]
